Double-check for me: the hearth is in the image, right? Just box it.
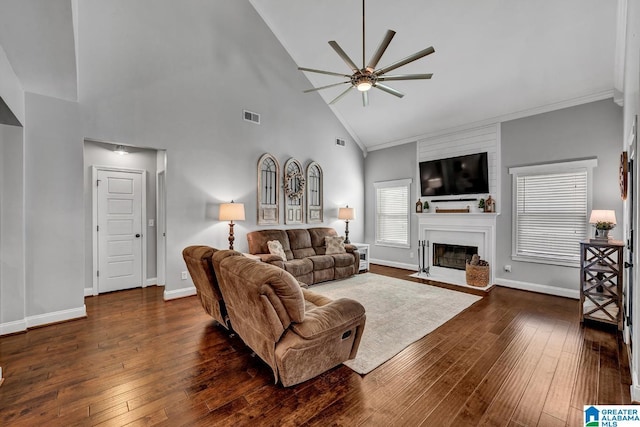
[414,212,498,289]
[433,243,478,271]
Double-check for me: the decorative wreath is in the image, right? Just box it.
[284,171,306,200]
[620,151,628,201]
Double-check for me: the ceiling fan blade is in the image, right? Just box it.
[362,91,369,107]
[329,86,354,105]
[366,30,396,72]
[376,46,435,75]
[303,81,351,93]
[374,83,405,98]
[298,67,351,78]
[377,73,433,81]
[328,41,360,73]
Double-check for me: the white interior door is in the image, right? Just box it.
[97,169,143,293]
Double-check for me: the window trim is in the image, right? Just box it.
[509,158,597,268]
[374,178,412,249]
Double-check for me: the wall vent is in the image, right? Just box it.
[243,110,260,124]
[335,138,346,147]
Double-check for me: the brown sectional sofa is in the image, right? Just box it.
[246,227,359,285]
[212,249,366,386]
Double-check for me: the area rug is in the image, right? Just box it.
[311,273,482,375]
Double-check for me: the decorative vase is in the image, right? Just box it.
[595,229,610,240]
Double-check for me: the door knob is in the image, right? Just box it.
[135,234,141,238]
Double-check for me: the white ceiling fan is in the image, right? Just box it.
[299,0,435,107]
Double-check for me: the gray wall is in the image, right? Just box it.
[497,99,623,291]
[77,0,365,296]
[24,92,84,317]
[0,124,25,326]
[363,98,623,294]
[364,142,417,267]
[83,140,158,289]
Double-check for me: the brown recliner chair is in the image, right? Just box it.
[182,245,230,329]
[213,250,366,387]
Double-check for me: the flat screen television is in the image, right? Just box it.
[419,152,489,197]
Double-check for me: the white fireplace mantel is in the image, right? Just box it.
[415,213,498,289]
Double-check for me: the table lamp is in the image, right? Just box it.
[219,201,245,250]
[338,206,355,244]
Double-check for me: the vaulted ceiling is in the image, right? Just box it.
[0,1,619,151]
[249,0,618,149]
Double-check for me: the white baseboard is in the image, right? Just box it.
[369,258,418,272]
[164,286,196,301]
[26,305,87,329]
[495,278,579,299]
[0,318,27,335]
[631,384,640,403]
[632,371,640,403]
[1,305,87,336]
[146,277,157,286]
[84,287,94,297]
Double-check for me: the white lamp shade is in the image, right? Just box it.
[338,207,355,221]
[589,210,616,225]
[219,202,245,221]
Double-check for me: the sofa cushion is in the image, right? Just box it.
[267,240,287,260]
[308,255,335,270]
[309,227,338,254]
[325,236,346,254]
[286,229,316,259]
[332,253,356,267]
[247,229,292,260]
[283,258,313,278]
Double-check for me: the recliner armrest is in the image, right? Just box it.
[290,298,365,340]
[258,254,285,266]
[344,244,357,253]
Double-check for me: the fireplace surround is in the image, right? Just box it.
[415,213,498,289]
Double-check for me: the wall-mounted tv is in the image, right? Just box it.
[419,152,489,197]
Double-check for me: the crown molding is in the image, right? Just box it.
[368,90,615,152]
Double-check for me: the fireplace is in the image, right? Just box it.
[414,212,497,288]
[433,243,478,271]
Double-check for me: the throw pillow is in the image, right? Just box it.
[325,236,346,255]
[267,240,287,260]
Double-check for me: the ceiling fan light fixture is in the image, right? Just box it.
[299,0,434,106]
[356,80,372,92]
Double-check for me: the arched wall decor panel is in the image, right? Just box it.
[257,153,280,225]
[306,161,323,223]
[283,158,305,224]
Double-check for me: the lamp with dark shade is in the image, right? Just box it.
[219,201,245,250]
[338,206,355,244]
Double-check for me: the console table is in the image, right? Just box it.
[579,240,624,330]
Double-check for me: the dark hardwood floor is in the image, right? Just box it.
[0,265,632,426]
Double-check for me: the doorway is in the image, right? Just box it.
[92,167,146,294]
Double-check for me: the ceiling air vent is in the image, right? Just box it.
[243,110,260,124]
[336,138,346,147]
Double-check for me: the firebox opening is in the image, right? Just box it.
[433,243,478,271]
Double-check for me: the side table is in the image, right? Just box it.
[352,243,370,272]
[579,239,624,330]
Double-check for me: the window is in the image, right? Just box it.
[374,179,412,248]
[509,159,597,267]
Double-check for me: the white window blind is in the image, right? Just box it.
[510,159,596,266]
[374,179,411,247]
